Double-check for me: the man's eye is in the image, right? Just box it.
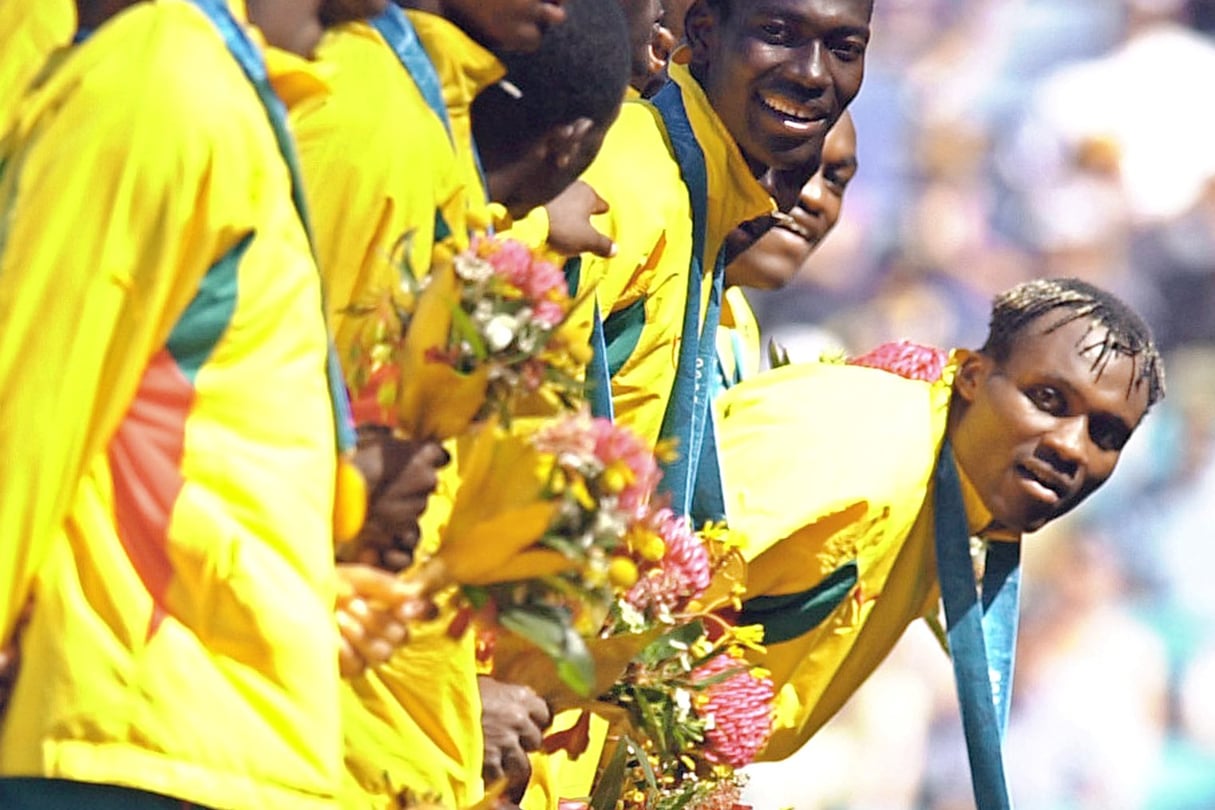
[823,169,853,194]
[757,21,788,43]
[1028,386,1066,415]
[1090,417,1130,452]
[828,38,866,62]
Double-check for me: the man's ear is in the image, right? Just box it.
[683,0,719,68]
[547,117,594,170]
[952,349,990,405]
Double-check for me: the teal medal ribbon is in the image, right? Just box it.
[373,4,489,230]
[89,0,358,453]
[691,321,749,523]
[647,80,726,518]
[935,439,1021,810]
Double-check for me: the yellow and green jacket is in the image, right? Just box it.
[0,0,74,134]
[290,11,501,808]
[0,3,343,807]
[291,14,470,359]
[715,356,998,759]
[574,59,774,447]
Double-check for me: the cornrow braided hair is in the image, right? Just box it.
[980,277,1166,409]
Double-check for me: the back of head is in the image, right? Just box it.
[472,0,631,160]
[981,277,1166,409]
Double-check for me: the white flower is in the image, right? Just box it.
[484,313,518,351]
[617,600,646,633]
[674,687,693,722]
[453,253,495,283]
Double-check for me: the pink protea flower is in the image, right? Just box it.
[694,654,775,769]
[532,297,567,328]
[627,508,712,613]
[687,781,745,810]
[532,411,598,460]
[479,235,567,303]
[521,256,567,303]
[847,339,948,382]
[588,419,662,512]
[477,235,531,283]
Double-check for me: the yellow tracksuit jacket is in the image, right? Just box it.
[715,357,999,759]
[0,3,343,807]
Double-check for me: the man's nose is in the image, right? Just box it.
[1041,415,1089,477]
[798,174,828,220]
[784,39,830,92]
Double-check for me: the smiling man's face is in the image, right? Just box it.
[949,313,1152,534]
[685,0,870,175]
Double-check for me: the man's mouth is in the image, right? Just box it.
[757,90,827,134]
[1015,462,1071,505]
[771,210,815,243]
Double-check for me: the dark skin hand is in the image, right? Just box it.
[479,675,553,803]
[345,426,450,572]
[543,181,617,259]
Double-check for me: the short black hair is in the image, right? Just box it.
[981,277,1166,409]
[472,0,631,155]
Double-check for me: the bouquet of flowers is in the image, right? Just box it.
[593,617,775,810]
[344,232,590,440]
[417,410,704,697]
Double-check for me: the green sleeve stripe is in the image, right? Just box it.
[602,296,646,379]
[739,560,859,645]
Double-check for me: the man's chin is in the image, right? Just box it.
[761,137,825,175]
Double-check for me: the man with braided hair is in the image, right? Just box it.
[714,278,1164,804]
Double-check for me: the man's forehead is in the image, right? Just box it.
[1009,315,1150,409]
[726,0,873,23]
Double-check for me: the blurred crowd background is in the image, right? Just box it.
[739,0,1215,807]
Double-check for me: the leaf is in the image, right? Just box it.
[589,733,629,810]
[449,301,488,360]
[433,423,559,585]
[498,603,595,697]
[556,621,598,696]
[637,620,706,667]
[627,735,660,794]
[767,336,793,369]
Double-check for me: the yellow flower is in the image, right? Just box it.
[653,438,680,464]
[332,455,367,545]
[601,460,634,494]
[568,474,597,511]
[608,556,639,588]
[729,623,768,653]
[630,529,666,562]
[548,465,567,495]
